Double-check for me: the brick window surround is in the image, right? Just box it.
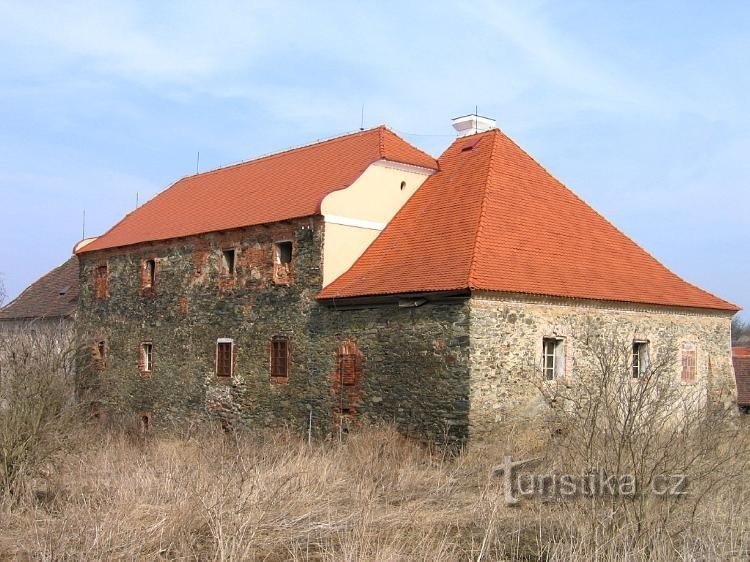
[94,263,108,299]
[270,335,290,382]
[336,339,363,386]
[216,338,234,378]
[139,341,153,376]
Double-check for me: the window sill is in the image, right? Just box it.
[270,376,289,385]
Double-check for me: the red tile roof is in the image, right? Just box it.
[0,257,79,320]
[319,128,738,312]
[78,127,437,254]
[733,348,750,406]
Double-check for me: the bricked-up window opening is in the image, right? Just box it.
[216,339,233,377]
[632,340,649,378]
[681,343,697,383]
[94,264,108,299]
[222,249,236,276]
[270,336,290,379]
[140,342,153,374]
[337,340,363,386]
[140,412,151,433]
[95,339,107,370]
[542,337,565,380]
[144,259,156,288]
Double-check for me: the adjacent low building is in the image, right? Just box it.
[74,117,740,442]
[0,256,79,334]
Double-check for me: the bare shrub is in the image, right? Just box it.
[0,323,80,496]
[533,323,750,555]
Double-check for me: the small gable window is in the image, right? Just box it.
[216,338,234,378]
[632,340,649,378]
[270,335,290,380]
[139,341,153,375]
[542,337,565,381]
[681,343,697,383]
[222,249,236,276]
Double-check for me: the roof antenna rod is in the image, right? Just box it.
[82,209,86,240]
[136,191,139,209]
[196,151,200,175]
[360,105,364,131]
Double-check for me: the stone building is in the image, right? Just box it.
[75,116,740,442]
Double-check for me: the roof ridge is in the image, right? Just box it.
[467,130,501,288]
[493,128,738,310]
[182,125,385,182]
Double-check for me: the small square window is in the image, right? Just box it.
[140,342,153,375]
[222,249,236,276]
[542,337,565,381]
[270,335,290,379]
[216,339,233,377]
[143,259,156,289]
[632,340,649,378]
[275,241,293,265]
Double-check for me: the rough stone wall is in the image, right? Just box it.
[77,217,470,442]
[468,292,735,437]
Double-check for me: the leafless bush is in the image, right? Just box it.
[0,323,81,496]
[533,323,750,554]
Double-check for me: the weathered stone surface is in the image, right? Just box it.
[77,216,734,445]
[468,292,735,437]
[77,217,470,442]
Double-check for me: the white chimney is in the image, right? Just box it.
[451,114,497,137]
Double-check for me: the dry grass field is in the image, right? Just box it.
[1,329,748,560]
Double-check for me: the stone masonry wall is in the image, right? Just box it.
[77,217,470,442]
[469,292,735,437]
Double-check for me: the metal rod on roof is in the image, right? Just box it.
[196,151,200,175]
[360,105,364,131]
[82,209,86,240]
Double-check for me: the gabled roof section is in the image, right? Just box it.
[0,257,79,320]
[79,126,437,253]
[320,128,738,312]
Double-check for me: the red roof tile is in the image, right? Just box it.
[320,129,738,312]
[78,127,437,253]
[0,257,79,320]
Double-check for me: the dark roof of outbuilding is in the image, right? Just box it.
[0,257,79,320]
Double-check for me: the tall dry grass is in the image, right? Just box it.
[0,422,746,561]
[0,325,748,560]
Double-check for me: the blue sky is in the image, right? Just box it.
[0,1,747,317]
